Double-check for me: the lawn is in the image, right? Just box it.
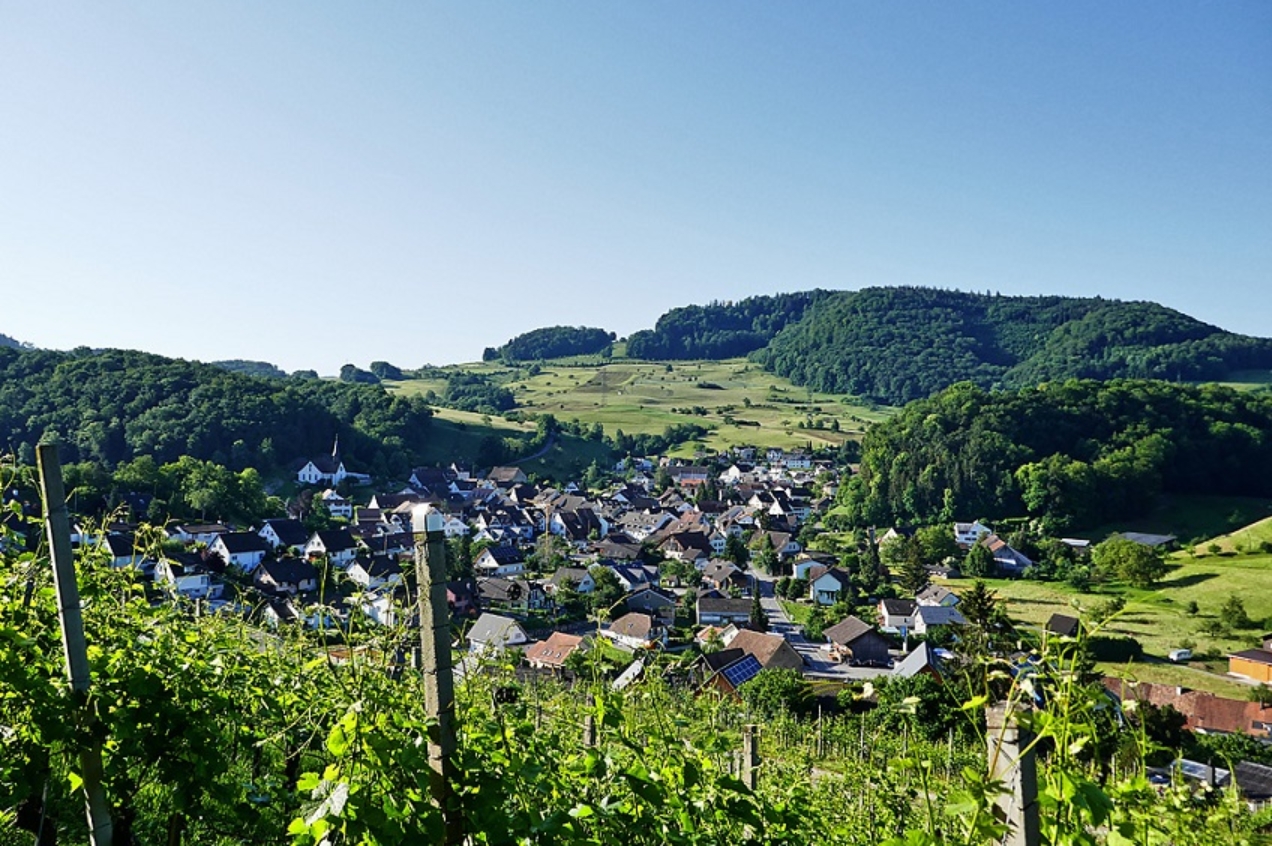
[780,600,814,627]
[946,551,1272,697]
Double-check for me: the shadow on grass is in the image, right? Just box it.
[1158,572,1218,589]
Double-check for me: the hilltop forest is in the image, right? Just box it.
[0,347,434,477]
[625,287,1272,405]
[484,325,615,362]
[836,379,1272,532]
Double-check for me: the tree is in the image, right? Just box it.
[724,535,750,569]
[749,593,768,632]
[556,579,585,618]
[896,544,929,596]
[962,541,996,578]
[752,534,778,575]
[587,566,625,618]
[1219,594,1255,630]
[1091,537,1169,588]
[914,524,959,567]
[737,668,812,718]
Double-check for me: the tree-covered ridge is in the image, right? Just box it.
[753,287,1272,404]
[487,325,615,362]
[0,347,433,476]
[211,359,288,379]
[625,291,831,360]
[837,379,1272,531]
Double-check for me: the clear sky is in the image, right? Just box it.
[2,3,1268,375]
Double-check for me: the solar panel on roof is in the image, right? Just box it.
[721,655,762,688]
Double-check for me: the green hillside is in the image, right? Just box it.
[388,358,888,458]
[754,287,1272,404]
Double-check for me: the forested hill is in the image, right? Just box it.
[625,291,832,360]
[755,287,1272,403]
[0,346,433,476]
[836,379,1272,532]
[485,325,615,362]
[626,287,1272,405]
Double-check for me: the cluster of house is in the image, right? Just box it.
[68,444,842,633]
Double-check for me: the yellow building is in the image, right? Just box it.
[1229,637,1272,684]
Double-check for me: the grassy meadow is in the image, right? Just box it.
[939,547,1272,697]
[389,358,891,459]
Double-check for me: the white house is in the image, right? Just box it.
[345,556,402,591]
[297,455,347,487]
[166,523,231,545]
[305,529,359,569]
[468,612,530,654]
[473,546,526,577]
[254,558,319,596]
[257,518,310,553]
[915,585,960,608]
[320,489,353,520]
[954,521,993,549]
[441,515,470,538]
[878,598,918,634]
[913,605,967,635]
[810,568,853,606]
[602,612,668,650]
[154,558,217,600]
[209,532,270,575]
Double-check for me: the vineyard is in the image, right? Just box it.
[1,512,1268,843]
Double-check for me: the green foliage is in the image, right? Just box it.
[339,363,380,384]
[587,566,625,618]
[626,292,829,360]
[749,592,768,632]
[838,379,1272,529]
[752,286,1272,405]
[368,360,404,380]
[436,372,516,414]
[962,542,996,578]
[1092,538,1169,588]
[211,359,288,378]
[737,668,812,718]
[0,346,433,476]
[495,326,615,361]
[1219,594,1256,630]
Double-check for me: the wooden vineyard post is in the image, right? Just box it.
[583,714,597,748]
[986,703,1040,846]
[741,724,759,790]
[37,443,114,846]
[413,508,461,845]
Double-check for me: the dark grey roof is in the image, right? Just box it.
[697,597,753,615]
[1046,614,1081,637]
[217,532,270,554]
[312,529,357,552]
[823,616,875,646]
[257,558,317,586]
[261,518,309,546]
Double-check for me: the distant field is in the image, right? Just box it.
[943,549,1272,697]
[389,358,892,458]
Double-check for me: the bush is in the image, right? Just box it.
[1086,634,1144,663]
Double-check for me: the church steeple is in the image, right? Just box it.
[332,434,340,460]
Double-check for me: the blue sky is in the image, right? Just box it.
[2,3,1268,374]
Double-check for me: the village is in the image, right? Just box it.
[54,437,1272,791]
